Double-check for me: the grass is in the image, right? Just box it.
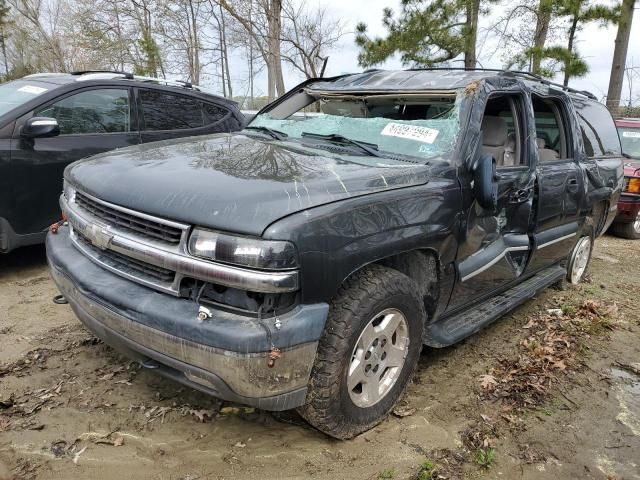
[475,448,495,469]
[378,468,395,479]
[417,459,435,480]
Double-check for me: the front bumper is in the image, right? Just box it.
[615,194,640,223]
[47,227,329,410]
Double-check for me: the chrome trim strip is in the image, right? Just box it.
[62,195,300,293]
[461,245,529,282]
[536,232,577,250]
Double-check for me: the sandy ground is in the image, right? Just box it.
[0,235,639,480]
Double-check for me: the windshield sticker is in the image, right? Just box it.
[622,131,640,139]
[18,85,48,95]
[381,123,439,144]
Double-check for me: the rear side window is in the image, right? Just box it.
[140,90,202,130]
[36,88,130,135]
[573,98,621,158]
[140,90,230,131]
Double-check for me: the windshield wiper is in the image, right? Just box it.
[244,126,288,140]
[301,132,383,158]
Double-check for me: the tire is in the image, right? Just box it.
[609,212,640,240]
[298,264,425,439]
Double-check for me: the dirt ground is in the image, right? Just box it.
[0,235,639,480]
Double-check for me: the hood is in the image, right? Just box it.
[624,160,640,177]
[66,134,432,236]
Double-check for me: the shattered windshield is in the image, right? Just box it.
[618,127,640,158]
[0,80,51,118]
[247,91,461,162]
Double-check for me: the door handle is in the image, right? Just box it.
[566,178,579,194]
[509,188,532,203]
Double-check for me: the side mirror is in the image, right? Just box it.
[472,153,498,211]
[21,117,60,139]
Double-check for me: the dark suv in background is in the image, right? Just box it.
[0,71,244,253]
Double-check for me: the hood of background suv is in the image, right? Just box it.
[65,134,431,236]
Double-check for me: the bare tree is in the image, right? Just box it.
[219,0,285,101]
[281,1,346,79]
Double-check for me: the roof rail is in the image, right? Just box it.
[72,70,134,79]
[403,67,598,100]
[68,70,217,95]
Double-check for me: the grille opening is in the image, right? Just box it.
[75,232,175,284]
[75,192,183,244]
[180,278,297,316]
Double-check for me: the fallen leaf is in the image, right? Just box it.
[479,374,497,390]
[233,441,246,448]
[72,446,87,465]
[113,436,124,447]
[392,404,416,418]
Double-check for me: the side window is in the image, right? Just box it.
[573,98,621,158]
[204,103,230,125]
[36,89,130,135]
[531,95,571,162]
[140,90,204,130]
[480,94,524,167]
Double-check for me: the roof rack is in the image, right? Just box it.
[403,67,598,100]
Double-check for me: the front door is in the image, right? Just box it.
[9,87,139,236]
[448,92,535,310]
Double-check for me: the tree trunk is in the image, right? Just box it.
[464,0,479,68]
[563,14,579,87]
[0,31,8,76]
[532,0,552,73]
[267,0,285,99]
[220,5,232,98]
[606,0,635,108]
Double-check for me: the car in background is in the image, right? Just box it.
[0,71,244,253]
[611,118,640,239]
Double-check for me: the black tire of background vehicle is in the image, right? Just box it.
[609,218,640,240]
[298,264,426,439]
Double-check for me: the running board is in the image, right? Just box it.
[427,265,566,347]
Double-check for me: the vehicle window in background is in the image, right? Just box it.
[573,98,621,158]
[619,127,640,158]
[0,80,51,117]
[248,94,461,161]
[140,90,203,130]
[36,89,130,135]
[204,103,229,124]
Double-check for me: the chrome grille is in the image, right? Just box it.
[75,232,175,285]
[75,192,183,244]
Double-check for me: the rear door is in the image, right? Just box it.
[136,88,234,143]
[449,91,535,309]
[9,87,138,236]
[527,93,584,272]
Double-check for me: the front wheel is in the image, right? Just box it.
[298,265,425,439]
[610,211,640,240]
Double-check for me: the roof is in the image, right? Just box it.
[22,71,230,102]
[306,68,597,100]
[616,118,640,128]
[307,69,492,92]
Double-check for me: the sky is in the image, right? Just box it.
[227,0,640,105]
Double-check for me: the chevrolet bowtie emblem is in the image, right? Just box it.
[90,225,113,250]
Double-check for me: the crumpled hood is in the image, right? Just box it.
[66,134,432,236]
[624,160,640,177]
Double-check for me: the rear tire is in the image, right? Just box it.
[610,212,640,240]
[298,264,425,439]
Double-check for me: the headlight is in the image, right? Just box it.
[63,180,76,201]
[188,229,298,270]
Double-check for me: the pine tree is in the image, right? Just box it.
[355,0,490,69]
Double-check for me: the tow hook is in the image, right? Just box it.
[197,305,213,322]
[267,347,282,368]
[49,219,66,234]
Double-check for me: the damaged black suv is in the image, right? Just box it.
[47,69,623,439]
